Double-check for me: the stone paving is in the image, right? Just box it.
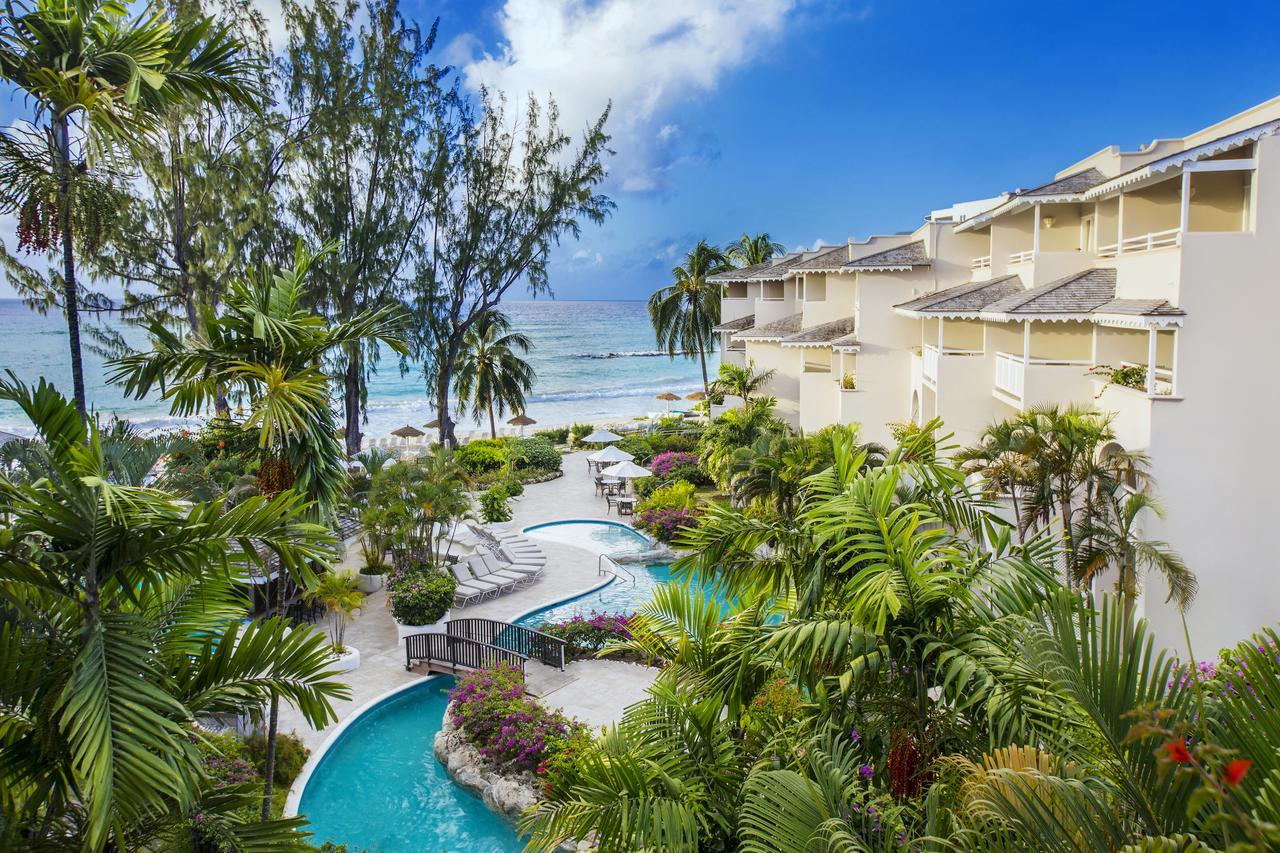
[277,450,658,750]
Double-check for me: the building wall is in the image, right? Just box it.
[744,339,800,418]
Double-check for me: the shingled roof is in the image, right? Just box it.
[749,252,812,281]
[712,314,756,333]
[708,262,773,283]
[830,333,861,351]
[1092,299,1185,319]
[734,313,804,341]
[1020,167,1108,197]
[843,240,930,271]
[982,269,1116,316]
[790,244,852,273]
[894,275,1025,316]
[781,317,855,346]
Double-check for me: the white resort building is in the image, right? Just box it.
[712,97,1280,654]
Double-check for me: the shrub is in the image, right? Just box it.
[502,478,524,497]
[510,438,561,473]
[635,505,703,543]
[480,485,513,523]
[539,611,633,658]
[245,730,309,787]
[456,439,509,474]
[388,570,457,625]
[448,664,587,776]
[569,423,594,446]
[638,479,696,512]
[649,451,698,477]
[195,729,259,788]
[533,427,570,445]
[667,463,712,487]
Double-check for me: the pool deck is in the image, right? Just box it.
[277,450,658,750]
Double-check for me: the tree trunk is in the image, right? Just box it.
[260,571,285,820]
[488,400,496,439]
[54,116,86,418]
[435,337,461,448]
[343,355,363,456]
[698,330,711,403]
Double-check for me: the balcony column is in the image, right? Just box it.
[1170,328,1180,397]
[1146,328,1158,395]
[1022,320,1031,362]
[1179,171,1192,234]
[1032,203,1042,254]
[936,317,944,354]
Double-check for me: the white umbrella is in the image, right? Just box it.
[601,461,651,480]
[588,445,634,463]
[583,428,623,443]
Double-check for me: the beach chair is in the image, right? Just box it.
[448,562,503,603]
[467,555,527,588]
[497,544,546,566]
[476,552,540,584]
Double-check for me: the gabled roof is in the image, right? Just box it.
[708,262,773,283]
[712,314,755,333]
[842,240,930,271]
[981,269,1116,317]
[781,317,854,347]
[1021,167,1108,197]
[790,244,851,273]
[734,313,804,341]
[830,333,861,351]
[1093,299,1184,316]
[957,168,1112,232]
[748,252,811,281]
[894,275,1024,317]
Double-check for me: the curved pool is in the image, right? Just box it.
[297,677,521,851]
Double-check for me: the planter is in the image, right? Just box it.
[395,609,452,641]
[357,571,385,594]
[329,646,361,673]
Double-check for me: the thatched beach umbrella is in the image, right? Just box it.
[423,418,440,429]
[391,424,425,451]
[508,414,536,437]
[685,391,706,401]
[583,428,623,444]
[655,391,681,413]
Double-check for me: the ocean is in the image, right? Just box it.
[0,298,710,439]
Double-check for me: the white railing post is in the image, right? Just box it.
[1146,329,1157,395]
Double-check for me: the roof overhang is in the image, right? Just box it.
[955,193,1080,232]
[841,264,919,273]
[1091,313,1184,329]
[781,339,836,349]
[893,308,984,320]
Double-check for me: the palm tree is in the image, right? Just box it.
[648,239,731,400]
[1071,480,1196,640]
[452,309,536,438]
[709,359,777,406]
[0,0,261,416]
[697,396,787,488]
[0,374,346,850]
[111,240,405,817]
[726,232,785,267]
[306,571,364,652]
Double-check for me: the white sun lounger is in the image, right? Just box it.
[496,545,546,565]
[467,555,529,587]
[478,551,541,581]
[449,562,505,602]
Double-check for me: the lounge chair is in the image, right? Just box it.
[497,544,546,565]
[467,554,528,587]
[448,562,504,602]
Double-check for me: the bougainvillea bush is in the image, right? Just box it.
[649,450,698,477]
[448,664,588,776]
[538,611,633,659]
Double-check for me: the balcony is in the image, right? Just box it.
[993,351,1094,409]
[1008,249,1035,265]
[971,255,992,270]
[922,344,940,385]
[1097,228,1181,259]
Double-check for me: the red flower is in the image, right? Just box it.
[1223,758,1252,786]
[1164,740,1192,763]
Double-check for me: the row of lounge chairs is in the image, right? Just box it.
[447,527,549,604]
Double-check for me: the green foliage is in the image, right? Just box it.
[636,479,697,514]
[362,451,471,571]
[456,438,509,474]
[510,437,562,473]
[533,427,570,445]
[305,571,364,651]
[502,478,525,497]
[648,239,731,398]
[479,485,513,523]
[246,731,310,788]
[453,309,536,437]
[569,423,594,445]
[387,570,457,625]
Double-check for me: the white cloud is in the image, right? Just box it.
[570,247,605,268]
[461,0,798,193]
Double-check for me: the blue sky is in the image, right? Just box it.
[5,0,1280,301]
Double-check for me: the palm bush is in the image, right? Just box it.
[306,571,364,652]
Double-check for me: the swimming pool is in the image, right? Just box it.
[297,677,521,851]
[522,519,651,557]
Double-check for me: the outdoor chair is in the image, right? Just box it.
[497,545,546,566]
[448,562,504,602]
[617,497,635,516]
[466,555,527,588]
[478,551,541,583]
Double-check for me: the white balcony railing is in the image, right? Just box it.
[922,345,939,384]
[1008,249,1034,265]
[994,352,1025,399]
[1097,227,1181,258]
[971,255,992,270]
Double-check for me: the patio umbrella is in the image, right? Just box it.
[655,391,681,412]
[600,461,652,480]
[507,414,536,437]
[684,391,706,401]
[588,445,634,463]
[583,427,623,444]
[391,424,425,439]
[423,418,440,429]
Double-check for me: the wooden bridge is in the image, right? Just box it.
[404,618,567,675]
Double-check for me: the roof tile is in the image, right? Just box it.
[843,240,930,270]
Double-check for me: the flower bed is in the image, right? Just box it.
[649,450,698,477]
[538,611,633,659]
[447,664,587,779]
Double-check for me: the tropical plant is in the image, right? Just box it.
[709,359,777,405]
[0,0,261,416]
[697,396,788,488]
[0,374,347,850]
[649,239,732,400]
[363,450,471,570]
[305,571,364,652]
[387,569,456,626]
[479,484,513,523]
[453,309,537,438]
[725,232,785,267]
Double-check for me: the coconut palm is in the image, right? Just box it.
[726,232,785,267]
[453,309,536,438]
[697,396,788,488]
[648,240,732,400]
[1071,480,1196,640]
[709,358,777,406]
[111,240,406,815]
[0,374,346,850]
[0,0,262,416]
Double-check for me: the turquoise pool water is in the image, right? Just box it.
[522,519,651,557]
[298,677,521,852]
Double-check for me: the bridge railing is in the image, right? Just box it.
[404,632,528,674]
[445,618,567,671]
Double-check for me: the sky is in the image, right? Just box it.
[4,0,1280,300]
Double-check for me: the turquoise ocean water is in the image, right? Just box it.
[0,299,708,438]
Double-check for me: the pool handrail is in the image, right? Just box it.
[598,552,636,586]
[446,617,566,671]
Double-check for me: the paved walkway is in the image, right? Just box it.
[277,450,657,750]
